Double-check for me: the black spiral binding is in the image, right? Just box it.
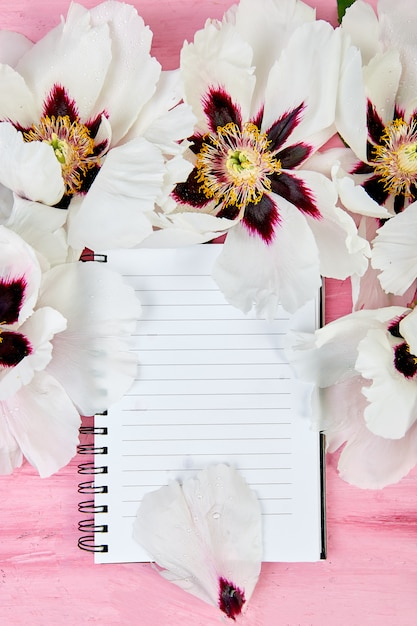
[77,419,109,553]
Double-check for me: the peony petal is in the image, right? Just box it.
[338,418,417,489]
[0,406,23,474]
[88,1,161,143]
[372,203,417,296]
[341,0,382,65]
[0,31,33,67]
[15,3,112,123]
[213,198,321,317]
[0,225,41,322]
[296,170,370,280]
[5,195,68,268]
[38,262,140,416]
[261,20,341,150]
[0,123,65,205]
[362,50,402,126]
[133,464,262,619]
[0,62,38,124]
[335,164,391,218]
[353,259,416,311]
[67,137,165,250]
[143,212,232,247]
[378,0,417,111]
[286,306,406,388]
[125,69,196,154]
[335,30,368,163]
[356,329,417,439]
[229,0,315,107]
[180,19,255,131]
[3,370,80,477]
[316,374,417,489]
[0,306,67,401]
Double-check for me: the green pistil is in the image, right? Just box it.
[49,132,67,164]
[227,149,253,173]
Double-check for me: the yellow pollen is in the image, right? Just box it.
[23,115,99,196]
[373,118,417,197]
[196,122,281,211]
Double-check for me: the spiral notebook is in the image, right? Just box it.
[78,245,325,563]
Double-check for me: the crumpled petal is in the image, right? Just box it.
[2,370,80,477]
[0,123,65,205]
[38,261,141,415]
[133,464,262,620]
[372,202,417,296]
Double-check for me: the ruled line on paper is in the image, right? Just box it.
[94,246,322,564]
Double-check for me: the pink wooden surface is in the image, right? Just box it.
[1,1,417,624]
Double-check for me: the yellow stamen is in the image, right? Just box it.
[196,122,281,211]
[23,115,99,196]
[373,118,417,197]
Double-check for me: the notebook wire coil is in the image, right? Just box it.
[77,420,109,554]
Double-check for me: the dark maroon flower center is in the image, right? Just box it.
[0,277,32,367]
[15,84,108,209]
[218,577,245,620]
[388,316,417,378]
[0,278,26,324]
[351,101,417,213]
[0,331,32,367]
[393,342,417,378]
[173,87,318,244]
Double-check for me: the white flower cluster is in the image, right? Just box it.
[1,0,417,617]
[287,0,417,490]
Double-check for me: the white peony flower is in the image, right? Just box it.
[0,1,195,253]
[0,225,140,476]
[286,305,417,488]
[158,0,369,317]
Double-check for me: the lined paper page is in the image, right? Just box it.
[94,245,323,563]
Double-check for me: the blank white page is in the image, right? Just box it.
[94,245,323,563]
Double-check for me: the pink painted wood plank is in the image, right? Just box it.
[1,1,417,625]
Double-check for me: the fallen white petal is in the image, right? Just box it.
[133,464,262,619]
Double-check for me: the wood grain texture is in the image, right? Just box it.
[1,1,417,624]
